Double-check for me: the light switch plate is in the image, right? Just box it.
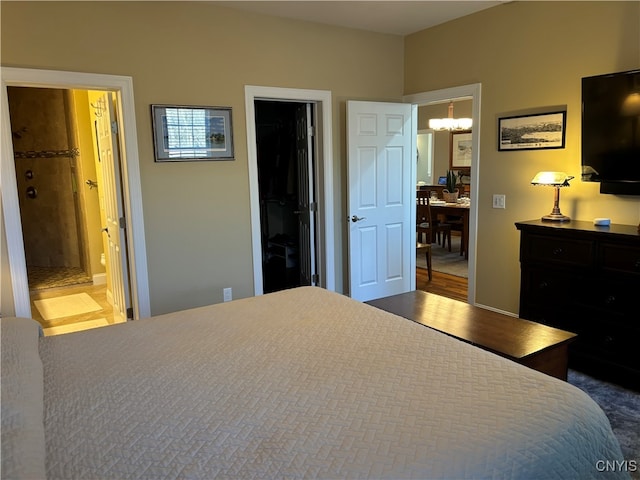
[492,194,506,209]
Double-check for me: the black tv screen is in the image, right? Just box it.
[581,69,640,195]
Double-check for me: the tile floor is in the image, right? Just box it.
[28,267,116,335]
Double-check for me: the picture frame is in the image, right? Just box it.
[498,111,566,151]
[151,104,234,161]
[450,130,472,170]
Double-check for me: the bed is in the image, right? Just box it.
[2,286,628,479]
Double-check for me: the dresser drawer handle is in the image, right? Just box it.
[634,259,640,270]
[538,281,549,290]
[604,295,616,305]
[552,247,563,255]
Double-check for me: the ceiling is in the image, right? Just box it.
[213,1,507,36]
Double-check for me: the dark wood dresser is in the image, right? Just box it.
[515,219,640,390]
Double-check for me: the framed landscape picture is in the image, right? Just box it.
[152,104,234,161]
[450,130,472,170]
[498,111,566,151]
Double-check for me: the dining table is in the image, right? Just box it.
[429,202,470,259]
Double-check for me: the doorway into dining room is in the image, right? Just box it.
[405,85,479,304]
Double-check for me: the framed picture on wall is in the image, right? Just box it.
[498,111,566,151]
[450,130,472,170]
[151,104,234,161]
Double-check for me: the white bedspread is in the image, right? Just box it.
[32,287,626,479]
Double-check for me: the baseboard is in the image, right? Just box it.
[93,273,107,285]
[473,302,519,318]
[106,288,114,306]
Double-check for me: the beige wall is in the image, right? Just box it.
[1,1,404,315]
[3,1,639,318]
[406,1,640,313]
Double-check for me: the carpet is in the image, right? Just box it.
[568,369,640,477]
[34,293,102,320]
[42,318,110,336]
[417,235,468,278]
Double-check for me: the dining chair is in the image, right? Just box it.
[446,215,465,255]
[416,191,452,251]
[416,239,432,281]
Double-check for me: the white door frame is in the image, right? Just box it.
[1,67,150,319]
[404,83,481,305]
[245,85,335,295]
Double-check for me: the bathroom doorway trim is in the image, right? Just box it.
[1,67,151,319]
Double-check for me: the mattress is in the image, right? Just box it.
[2,286,628,479]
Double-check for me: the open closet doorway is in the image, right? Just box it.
[245,85,335,296]
[255,100,318,293]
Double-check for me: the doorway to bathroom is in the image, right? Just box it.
[7,86,128,335]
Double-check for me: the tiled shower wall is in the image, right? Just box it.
[9,87,83,268]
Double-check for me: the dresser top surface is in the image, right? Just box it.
[515,219,640,238]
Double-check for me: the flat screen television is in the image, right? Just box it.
[581,69,640,195]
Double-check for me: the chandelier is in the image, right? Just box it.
[428,101,472,131]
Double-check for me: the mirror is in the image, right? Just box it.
[416,129,434,186]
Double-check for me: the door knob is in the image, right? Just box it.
[351,215,366,223]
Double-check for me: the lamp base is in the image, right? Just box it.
[542,213,571,222]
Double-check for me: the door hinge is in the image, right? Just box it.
[312,274,320,285]
[308,126,315,137]
[119,216,126,228]
[126,307,134,320]
[111,121,118,135]
[309,202,318,212]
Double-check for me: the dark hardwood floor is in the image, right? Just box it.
[417,267,468,302]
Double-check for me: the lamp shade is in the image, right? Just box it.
[531,171,574,186]
[530,172,574,222]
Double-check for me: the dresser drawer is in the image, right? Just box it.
[520,268,583,309]
[584,280,639,316]
[524,234,594,267]
[600,243,640,277]
[520,307,578,334]
[578,321,640,367]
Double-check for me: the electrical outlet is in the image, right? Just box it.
[492,194,506,209]
[223,287,232,302]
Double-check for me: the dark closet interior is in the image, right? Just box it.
[255,100,306,293]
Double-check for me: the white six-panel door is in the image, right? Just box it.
[296,103,317,286]
[96,92,131,323]
[347,101,416,302]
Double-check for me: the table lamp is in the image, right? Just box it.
[530,172,574,222]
